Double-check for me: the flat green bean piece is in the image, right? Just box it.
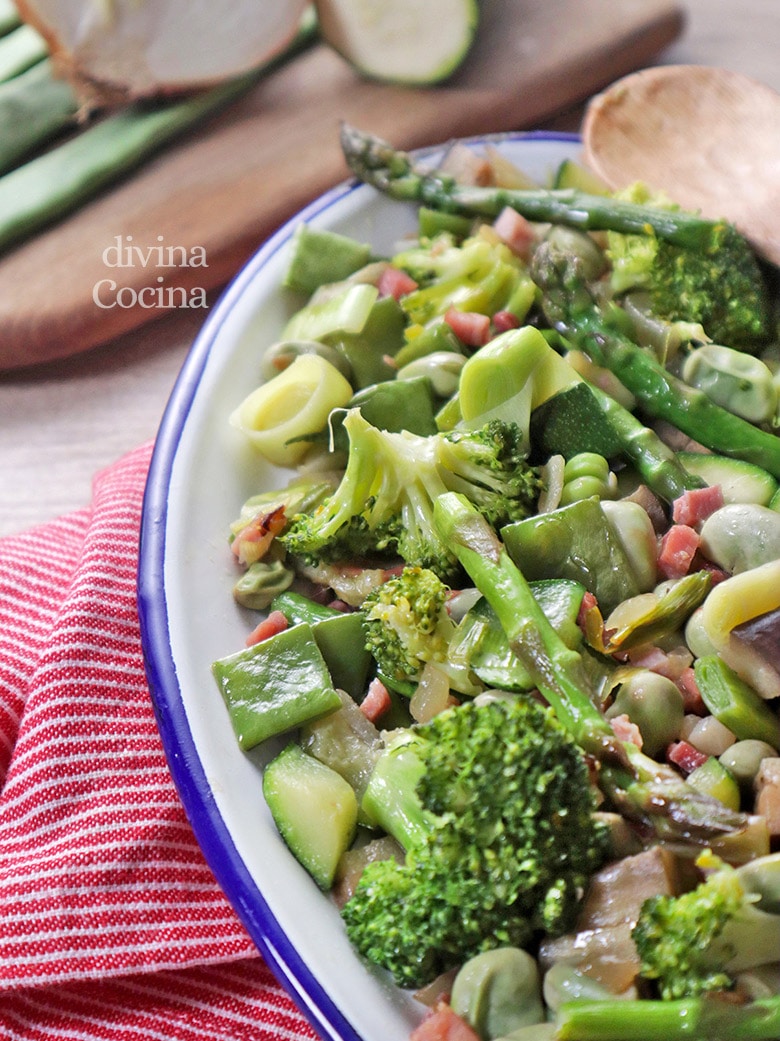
[0,60,79,176]
[0,14,317,256]
[0,0,20,37]
[0,23,47,82]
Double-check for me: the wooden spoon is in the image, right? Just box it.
[582,65,780,265]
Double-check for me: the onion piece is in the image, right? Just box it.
[15,0,310,101]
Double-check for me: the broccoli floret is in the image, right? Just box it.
[361,566,478,695]
[607,183,774,347]
[280,409,542,581]
[341,696,609,988]
[633,849,780,1001]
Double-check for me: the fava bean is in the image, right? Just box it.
[451,947,545,1040]
[233,560,294,611]
[606,670,684,757]
[700,503,780,573]
[260,339,353,382]
[683,343,778,425]
[721,741,780,791]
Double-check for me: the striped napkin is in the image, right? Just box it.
[0,442,318,1041]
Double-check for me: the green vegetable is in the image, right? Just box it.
[330,294,409,389]
[339,123,765,250]
[360,565,478,695]
[552,993,780,1041]
[530,383,619,460]
[341,696,609,988]
[263,742,358,890]
[392,231,533,327]
[451,947,546,1039]
[0,22,47,82]
[721,740,780,792]
[269,592,374,698]
[232,559,294,610]
[686,756,741,812]
[531,241,780,478]
[0,59,79,177]
[432,491,752,847]
[700,503,780,573]
[450,580,586,693]
[315,0,479,85]
[676,451,778,506]
[0,18,317,256]
[501,497,646,614]
[606,671,684,758]
[212,624,342,749]
[231,353,353,467]
[605,182,772,345]
[694,655,780,749]
[0,0,20,37]
[283,224,373,295]
[558,452,616,505]
[281,408,542,579]
[682,343,777,423]
[632,850,780,999]
[552,158,609,194]
[300,687,383,825]
[282,282,379,342]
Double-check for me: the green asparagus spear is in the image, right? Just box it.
[0,23,47,82]
[0,13,317,256]
[0,60,79,176]
[532,242,780,478]
[339,123,733,250]
[432,490,752,847]
[555,994,780,1041]
[581,381,704,501]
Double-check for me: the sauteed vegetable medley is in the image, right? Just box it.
[212,128,780,1041]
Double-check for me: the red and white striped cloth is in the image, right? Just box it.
[0,442,318,1041]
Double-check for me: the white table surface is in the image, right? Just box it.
[1,0,779,537]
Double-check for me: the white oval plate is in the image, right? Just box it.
[138,131,582,1041]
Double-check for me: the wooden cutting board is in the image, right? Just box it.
[0,0,684,370]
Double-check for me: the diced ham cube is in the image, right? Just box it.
[360,678,392,723]
[411,1003,482,1041]
[492,205,536,258]
[672,484,725,528]
[444,306,491,347]
[245,609,288,647]
[491,309,520,333]
[676,666,707,714]
[667,740,709,774]
[377,265,419,300]
[658,524,700,579]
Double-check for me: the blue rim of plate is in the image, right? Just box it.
[137,130,581,1041]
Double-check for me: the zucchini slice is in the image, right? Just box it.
[314,0,479,85]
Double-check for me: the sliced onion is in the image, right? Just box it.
[410,661,451,724]
[16,0,309,101]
